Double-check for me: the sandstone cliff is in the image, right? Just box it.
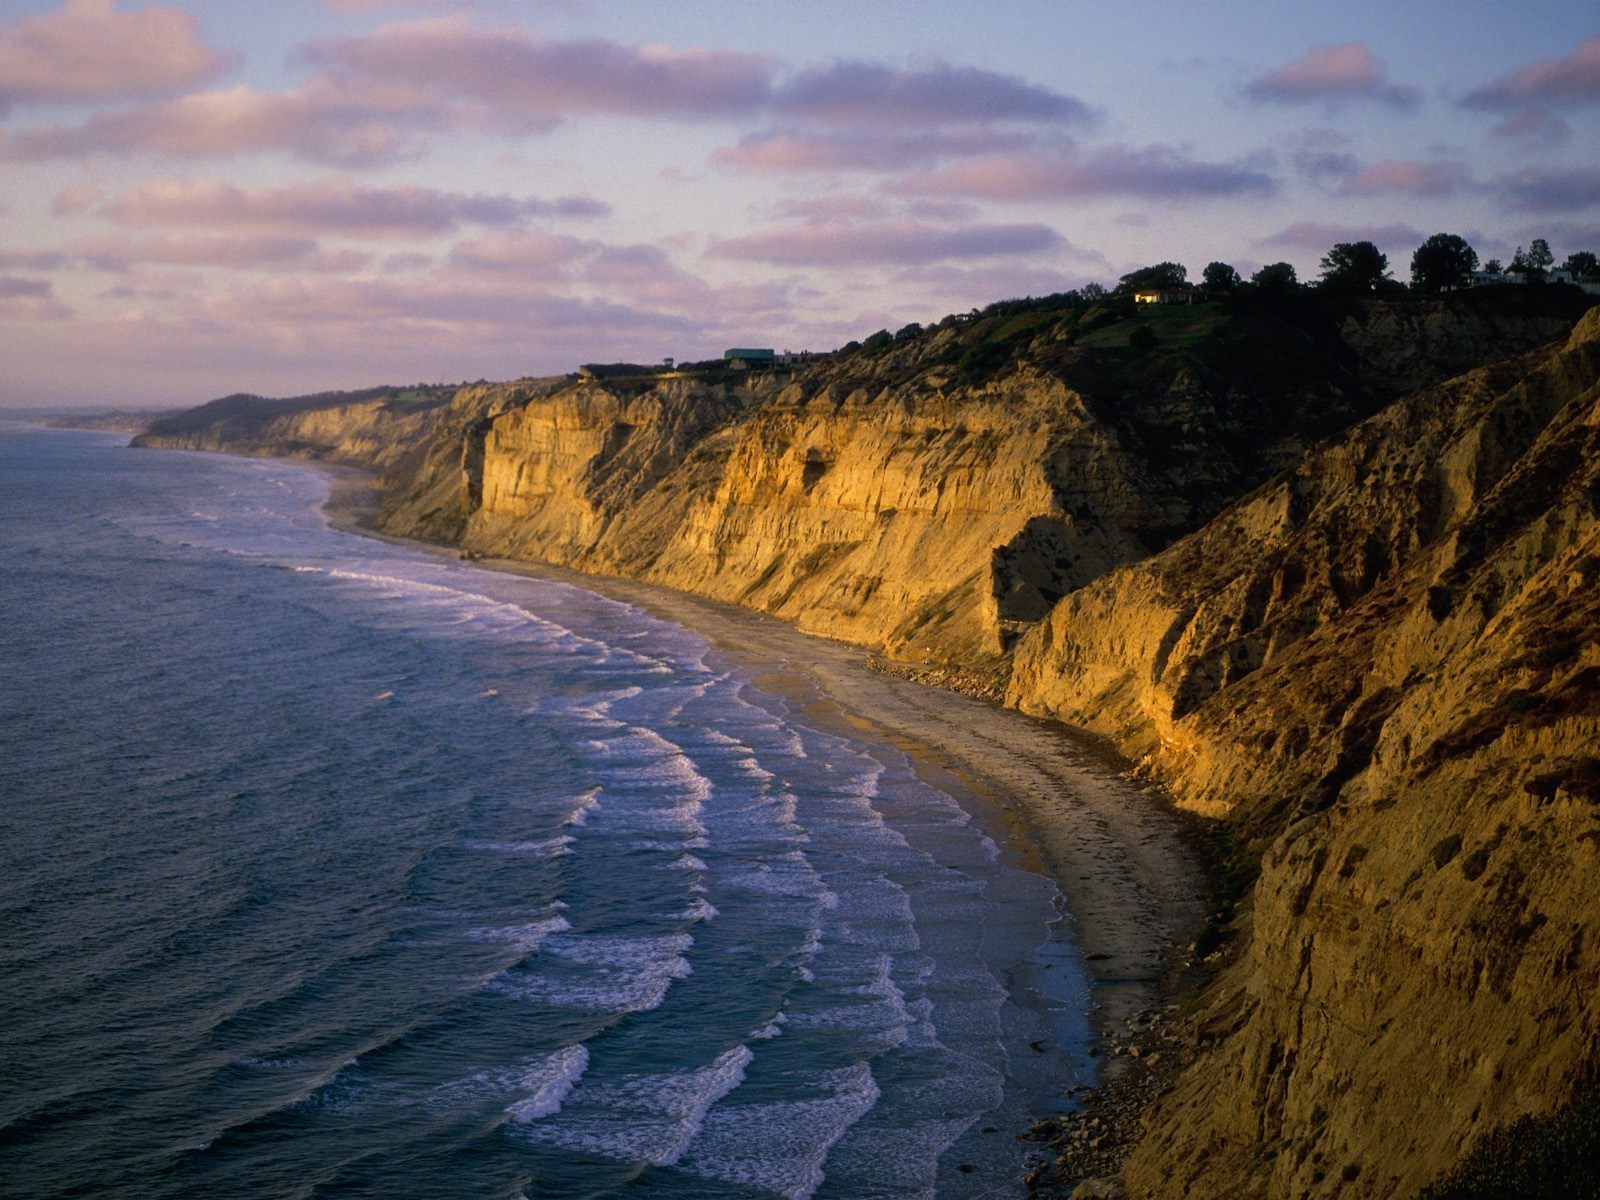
[135,286,1599,1196]
[416,292,1588,674]
[1010,306,1600,1197]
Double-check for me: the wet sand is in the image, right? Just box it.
[321,474,1204,1057]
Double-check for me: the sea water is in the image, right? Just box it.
[0,425,1091,1199]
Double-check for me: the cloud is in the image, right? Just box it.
[0,276,72,320]
[772,194,890,222]
[2,80,445,167]
[446,229,590,273]
[0,0,233,112]
[891,145,1276,202]
[1462,36,1600,108]
[1288,129,1358,180]
[1490,110,1572,146]
[707,218,1061,266]
[770,60,1094,127]
[3,18,1091,167]
[98,178,594,237]
[1492,168,1600,213]
[0,248,71,271]
[714,127,1037,173]
[1259,221,1426,250]
[70,232,374,273]
[1336,160,1470,198]
[305,20,778,122]
[1245,42,1419,108]
[52,185,104,216]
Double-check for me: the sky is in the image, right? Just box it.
[1,0,1597,408]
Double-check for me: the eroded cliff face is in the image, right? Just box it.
[454,369,1180,662]
[417,296,1584,668]
[1009,308,1600,1198]
[133,289,1599,1197]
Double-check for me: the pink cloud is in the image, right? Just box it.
[0,248,71,271]
[714,127,1037,173]
[891,145,1276,202]
[1260,221,1426,251]
[446,229,590,273]
[2,81,443,168]
[0,0,233,112]
[1336,160,1471,197]
[1245,42,1419,108]
[772,194,890,222]
[3,20,1092,167]
[1463,36,1600,108]
[98,178,587,237]
[770,60,1094,127]
[52,185,104,216]
[0,276,72,320]
[707,219,1061,267]
[1490,110,1572,146]
[305,20,778,122]
[69,232,373,273]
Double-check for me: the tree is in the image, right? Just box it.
[1319,241,1390,294]
[1200,261,1242,294]
[1513,239,1554,283]
[893,322,923,341]
[1410,233,1479,293]
[1081,281,1106,302]
[861,329,893,351]
[1118,262,1187,292]
[1251,261,1299,294]
[1483,258,1504,276]
[1562,251,1598,280]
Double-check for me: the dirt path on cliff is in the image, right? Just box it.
[323,479,1204,1055]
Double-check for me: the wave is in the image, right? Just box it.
[676,1062,881,1200]
[518,1044,754,1168]
[490,931,695,1014]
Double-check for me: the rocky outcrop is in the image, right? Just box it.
[1009,306,1600,1197]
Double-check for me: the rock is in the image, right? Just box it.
[1070,1177,1123,1200]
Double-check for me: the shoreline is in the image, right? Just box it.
[319,469,1206,1049]
[315,459,1207,1192]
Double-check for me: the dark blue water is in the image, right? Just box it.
[0,425,1091,1200]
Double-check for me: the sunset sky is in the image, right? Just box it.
[2,0,1597,408]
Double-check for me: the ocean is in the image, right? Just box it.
[0,424,1091,1200]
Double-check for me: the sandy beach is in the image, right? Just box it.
[322,472,1206,1058]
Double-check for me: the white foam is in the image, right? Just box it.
[505,1045,591,1122]
[493,932,694,1013]
[562,788,601,827]
[465,914,572,956]
[673,896,719,922]
[676,1062,880,1199]
[521,1044,754,1166]
[463,834,573,858]
[422,1044,590,1124]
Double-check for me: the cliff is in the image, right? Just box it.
[415,291,1588,673]
[1010,305,1600,1197]
[134,286,1600,1196]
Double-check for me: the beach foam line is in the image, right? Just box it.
[517,1044,754,1167]
[676,1062,881,1200]
[490,931,695,1014]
